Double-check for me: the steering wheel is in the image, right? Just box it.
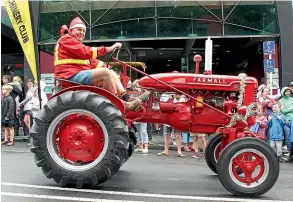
[106,48,121,69]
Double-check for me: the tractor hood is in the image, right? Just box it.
[138,73,258,92]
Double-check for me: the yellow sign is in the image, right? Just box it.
[4,0,38,81]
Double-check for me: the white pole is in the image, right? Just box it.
[269,54,273,95]
[205,37,213,72]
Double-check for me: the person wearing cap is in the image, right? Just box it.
[54,17,150,111]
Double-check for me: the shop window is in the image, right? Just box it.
[40,1,90,43]
[157,19,221,37]
[91,1,155,25]
[156,1,221,21]
[92,18,155,40]
[156,1,222,37]
[39,0,279,42]
[224,1,279,35]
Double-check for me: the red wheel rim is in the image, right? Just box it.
[229,149,269,188]
[56,113,104,163]
[47,109,108,171]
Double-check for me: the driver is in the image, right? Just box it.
[54,17,150,111]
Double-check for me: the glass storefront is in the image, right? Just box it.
[39,0,279,44]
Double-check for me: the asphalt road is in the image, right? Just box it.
[1,142,293,202]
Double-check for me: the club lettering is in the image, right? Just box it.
[8,0,29,43]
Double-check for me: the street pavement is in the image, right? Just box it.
[1,142,293,202]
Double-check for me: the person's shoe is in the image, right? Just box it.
[134,148,144,152]
[285,156,293,162]
[148,141,154,145]
[142,149,148,154]
[137,91,151,102]
[184,147,191,152]
[6,141,14,146]
[192,152,200,159]
[123,98,142,112]
[1,140,9,145]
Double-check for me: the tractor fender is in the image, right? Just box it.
[50,86,125,114]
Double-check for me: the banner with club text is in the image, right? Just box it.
[4,0,38,81]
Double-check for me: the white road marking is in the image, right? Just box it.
[1,182,292,202]
[1,192,143,202]
[1,150,29,153]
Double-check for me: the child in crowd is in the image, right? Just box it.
[1,84,16,146]
[250,104,267,140]
[191,133,207,159]
[182,132,193,152]
[258,86,276,116]
[267,103,286,162]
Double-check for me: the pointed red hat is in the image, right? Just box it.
[69,17,86,31]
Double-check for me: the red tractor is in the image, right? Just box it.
[30,54,279,198]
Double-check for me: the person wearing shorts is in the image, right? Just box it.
[157,93,186,157]
[157,125,185,157]
[190,133,207,159]
[1,84,16,146]
[54,17,150,112]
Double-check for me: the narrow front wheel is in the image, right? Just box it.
[217,138,279,197]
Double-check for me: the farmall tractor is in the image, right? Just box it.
[30,53,279,198]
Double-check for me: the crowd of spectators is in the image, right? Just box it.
[1,75,47,146]
[251,82,293,162]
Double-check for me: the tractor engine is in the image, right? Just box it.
[126,72,258,135]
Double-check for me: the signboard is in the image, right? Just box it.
[43,83,55,94]
[264,59,275,73]
[41,73,54,84]
[41,73,54,94]
[263,41,275,55]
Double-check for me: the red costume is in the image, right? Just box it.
[54,17,108,79]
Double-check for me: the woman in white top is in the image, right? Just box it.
[18,79,35,130]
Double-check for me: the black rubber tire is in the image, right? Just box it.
[30,91,129,188]
[216,138,279,197]
[205,134,222,174]
[126,124,137,162]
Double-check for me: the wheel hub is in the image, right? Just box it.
[68,128,88,151]
[231,152,265,186]
[57,114,105,164]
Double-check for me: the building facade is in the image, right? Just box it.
[2,1,293,89]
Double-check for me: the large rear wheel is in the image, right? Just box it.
[217,138,279,197]
[30,91,129,188]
